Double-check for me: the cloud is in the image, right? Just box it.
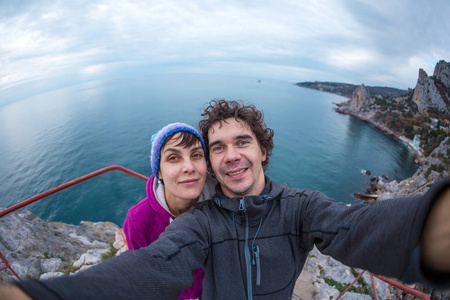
[1,0,449,99]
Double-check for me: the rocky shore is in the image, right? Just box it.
[0,211,126,283]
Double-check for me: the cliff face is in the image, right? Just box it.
[349,84,372,111]
[434,60,450,89]
[0,211,122,282]
[413,67,450,114]
[375,137,450,199]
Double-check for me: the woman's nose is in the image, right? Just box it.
[182,158,195,173]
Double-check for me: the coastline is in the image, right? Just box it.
[334,105,424,164]
[334,101,449,204]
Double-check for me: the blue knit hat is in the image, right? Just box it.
[150,122,207,180]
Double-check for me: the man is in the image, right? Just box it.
[1,99,450,299]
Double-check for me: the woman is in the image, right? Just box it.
[123,123,216,300]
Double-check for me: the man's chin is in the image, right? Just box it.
[223,183,253,198]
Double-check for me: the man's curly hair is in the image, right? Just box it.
[198,99,274,169]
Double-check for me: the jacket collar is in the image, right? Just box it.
[212,176,284,220]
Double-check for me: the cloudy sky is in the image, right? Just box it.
[1,0,449,103]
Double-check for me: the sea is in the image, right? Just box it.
[0,74,418,226]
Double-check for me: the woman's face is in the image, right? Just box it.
[158,133,207,216]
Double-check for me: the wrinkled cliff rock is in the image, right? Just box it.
[373,137,450,200]
[413,68,450,114]
[302,247,391,300]
[349,84,373,111]
[434,60,450,89]
[0,211,120,282]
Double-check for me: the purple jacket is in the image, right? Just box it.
[123,174,204,299]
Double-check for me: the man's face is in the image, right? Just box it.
[208,117,267,198]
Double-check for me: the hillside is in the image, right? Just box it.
[297,81,407,98]
[332,60,450,193]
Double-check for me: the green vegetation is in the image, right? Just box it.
[61,263,81,275]
[323,277,373,297]
[425,164,446,178]
[36,250,65,260]
[100,243,118,262]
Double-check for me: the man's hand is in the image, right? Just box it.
[421,188,450,272]
[0,285,32,300]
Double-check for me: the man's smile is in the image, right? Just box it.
[226,168,247,176]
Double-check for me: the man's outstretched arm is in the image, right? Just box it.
[421,187,450,272]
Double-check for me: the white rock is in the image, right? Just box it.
[40,258,63,273]
[40,272,64,280]
[312,278,340,300]
[69,233,109,248]
[339,292,372,300]
[74,264,94,274]
[361,272,391,300]
[73,249,109,268]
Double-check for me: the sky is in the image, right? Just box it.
[1,0,449,104]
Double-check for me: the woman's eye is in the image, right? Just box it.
[193,153,203,158]
[168,156,179,161]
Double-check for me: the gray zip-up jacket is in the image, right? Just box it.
[17,177,450,299]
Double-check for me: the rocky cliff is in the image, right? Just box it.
[374,136,450,200]
[0,211,125,283]
[413,66,450,114]
[336,60,450,161]
[434,60,450,90]
[348,84,373,111]
[335,60,450,116]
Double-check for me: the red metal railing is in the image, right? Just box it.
[0,251,22,281]
[0,166,432,299]
[0,165,148,219]
[335,270,430,300]
[0,165,148,281]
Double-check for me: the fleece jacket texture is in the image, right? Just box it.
[17,177,450,299]
[123,174,215,300]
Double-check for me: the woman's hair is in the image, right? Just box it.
[198,99,274,169]
[160,131,201,152]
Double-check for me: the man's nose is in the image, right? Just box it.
[224,147,241,162]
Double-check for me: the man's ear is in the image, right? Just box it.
[262,148,267,162]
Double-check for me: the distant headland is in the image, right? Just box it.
[296,81,407,99]
[298,60,450,202]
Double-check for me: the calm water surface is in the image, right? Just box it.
[0,74,418,225]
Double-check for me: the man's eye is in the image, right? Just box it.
[238,140,248,146]
[212,146,223,152]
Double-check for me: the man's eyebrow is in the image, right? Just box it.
[209,140,222,148]
[209,134,254,148]
[235,134,253,140]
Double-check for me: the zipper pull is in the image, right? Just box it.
[253,245,261,286]
[239,198,246,212]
